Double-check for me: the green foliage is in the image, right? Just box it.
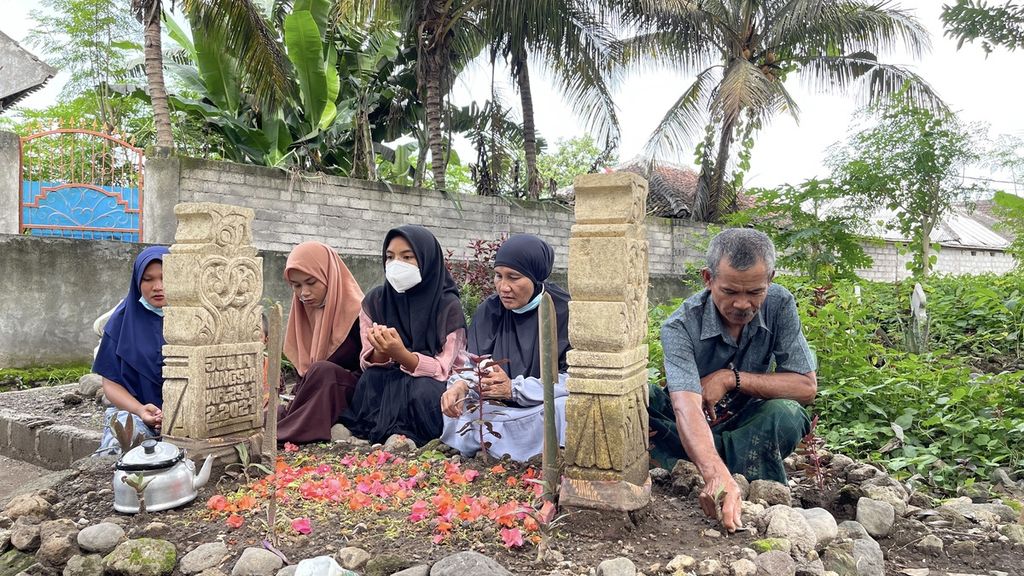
[0,363,92,392]
[726,179,873,284]
[942,0,1024,54]
[831,88,987,278]
[535,136,610,191]
[646,299,682,387]
[26,0,140,99]
[774,275,1024,492]
[448,237,505,323]
[617,0,940,222]
[993,190,1024,265]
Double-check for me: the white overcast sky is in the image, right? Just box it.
[4,0,1022,189]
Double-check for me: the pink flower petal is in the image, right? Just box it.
[291,517,312,534]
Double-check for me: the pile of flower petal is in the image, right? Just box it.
[202,444,555,549]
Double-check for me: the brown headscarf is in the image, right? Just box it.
[284,242,364,376]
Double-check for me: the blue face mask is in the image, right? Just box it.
[139,296,164,317]
[512,288,544,314]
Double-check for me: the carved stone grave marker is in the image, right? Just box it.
[161,202,264,460]
[560,173,651,512]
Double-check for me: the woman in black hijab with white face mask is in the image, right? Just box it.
[439,234,571,461]
[339,225,467,446]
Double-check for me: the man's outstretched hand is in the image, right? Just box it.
[699,466,742,532]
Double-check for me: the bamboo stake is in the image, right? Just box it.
[538,292,559,504]
[263,303,284,544]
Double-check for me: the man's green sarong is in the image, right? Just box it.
[648,383,811,484]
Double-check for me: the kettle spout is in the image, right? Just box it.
[193,455,215,490]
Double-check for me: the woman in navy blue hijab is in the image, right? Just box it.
[93,246,169,454]
[439,234,571,461]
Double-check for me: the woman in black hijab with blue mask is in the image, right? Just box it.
[440,234,571,461]
[340,225,467,446]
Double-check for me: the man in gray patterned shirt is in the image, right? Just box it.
[650,228,817,532]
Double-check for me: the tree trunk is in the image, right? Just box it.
[517,54,541,200]
[143,0,174,154]
[708,118,736,223]
[423,52,447,193]
[414,131,428,188]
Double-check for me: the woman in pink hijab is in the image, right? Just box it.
[277,241,364,443]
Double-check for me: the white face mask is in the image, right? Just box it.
[385,260,422,293]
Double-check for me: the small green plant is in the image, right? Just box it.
[225,443,271,484]
[454,353,510,464]
[795,415,828,492]
[122,473,154,514]
[110,414,146,454]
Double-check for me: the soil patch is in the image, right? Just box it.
[46,444,1024,575]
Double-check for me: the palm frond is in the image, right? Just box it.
[799,54,946,112]
[641,66,721,163]
[711,58,774,126]
[182,0,294,109]
[609,31,721,77]
[771,1,931,60]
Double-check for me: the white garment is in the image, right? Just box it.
[440,372,569,462]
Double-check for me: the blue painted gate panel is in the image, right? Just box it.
[22,180,141,242]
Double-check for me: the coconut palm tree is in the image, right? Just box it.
[133,0,174,152]
[616,0,943,222]
[485,0,620,199]
[338,0,487,193]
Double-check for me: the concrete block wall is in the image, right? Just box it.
[149,157,698,276]
[858,242,1016,281]
[0,405,102,470]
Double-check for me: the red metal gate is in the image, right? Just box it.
[20,125,144,241]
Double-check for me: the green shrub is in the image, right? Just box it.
[646,274,1024,493]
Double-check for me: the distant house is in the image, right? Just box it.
[852,203,1014,281]
[0,30,56,114]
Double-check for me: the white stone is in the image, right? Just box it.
[231,548,283,576]
[180,542,230,575]
[730,558,756,576]
[76,523,124,555]
[334,547,370,571]
[794,508,838,549]
[294,556,356,576]
[596,557,636,576]
[856,498,895,538]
